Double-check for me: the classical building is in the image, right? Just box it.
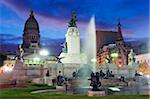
[135,53,150,75]
[135,53,150,64]
[22,10,40,53]
[96,19,128,67]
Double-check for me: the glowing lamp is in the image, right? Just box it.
[111,53,118,58]
[39,49,49,56]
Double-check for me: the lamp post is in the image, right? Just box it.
[55,56,64,75]
[39,49,49,84]
[39,49,49,57]
[39,49,49,66]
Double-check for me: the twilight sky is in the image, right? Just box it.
[0,0,149,41]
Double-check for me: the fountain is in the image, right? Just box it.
[57,13,104,95]
[82,16,106,96]
[75,16,97,90]
[84,16,96,72]
[70,16,105,95]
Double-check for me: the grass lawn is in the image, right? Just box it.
[0,83,149,99]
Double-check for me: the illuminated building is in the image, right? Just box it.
[98,44,118,64]
[22,10,40,53]
[96,30,118,64]
[96,19,128,67]
[135,53,150,64]
[134,53,150,75]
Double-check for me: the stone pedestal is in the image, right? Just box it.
[12,60,27,82]
[44,77,53,85]
[56,86,65,91]
[32,78,44,84]
[87,90,106,96]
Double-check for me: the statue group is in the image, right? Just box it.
[90,72,101,91]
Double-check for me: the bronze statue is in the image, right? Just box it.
[68,11,77,27]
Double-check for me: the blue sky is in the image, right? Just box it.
[0,0,149,40]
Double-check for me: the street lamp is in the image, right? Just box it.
[110,53,118,58]
[39,49,49,66]
[55,56,65,75]
[39,49,49,84]
[39,49,49,56]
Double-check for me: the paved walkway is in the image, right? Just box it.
[31,89,74,94]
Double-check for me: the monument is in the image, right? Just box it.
[87,72,105,96]
[13,46,27,82]
[59,11,87,64]
[128,49,137,78]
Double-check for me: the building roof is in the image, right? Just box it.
[117,18,124,41]
[23,10,39,33]
[96,30,118,53]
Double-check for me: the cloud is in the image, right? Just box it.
[0,34,22,44]
[0,0,149,38]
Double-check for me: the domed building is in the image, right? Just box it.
[20,11,59,67]
[22,10,40,53]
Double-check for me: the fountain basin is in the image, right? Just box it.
[87,90,106,96]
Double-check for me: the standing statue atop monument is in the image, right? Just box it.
[15,45,24,62]
[128,49,135,68]
[59,11,87,64]
[68,11,77,27]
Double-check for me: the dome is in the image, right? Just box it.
[24,11,39,32]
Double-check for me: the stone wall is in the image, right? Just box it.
[25,63,137,79]
[96,64,137,78]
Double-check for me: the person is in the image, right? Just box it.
[72,71,77,78]
[46,70,50,77]
[12,79,17,87]
[52,79,56,86]
[134,71,141,81]
[57,71,64,86]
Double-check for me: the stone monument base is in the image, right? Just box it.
[32,78,44,84]
[87,90,106,96]
[56,86,65,91]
